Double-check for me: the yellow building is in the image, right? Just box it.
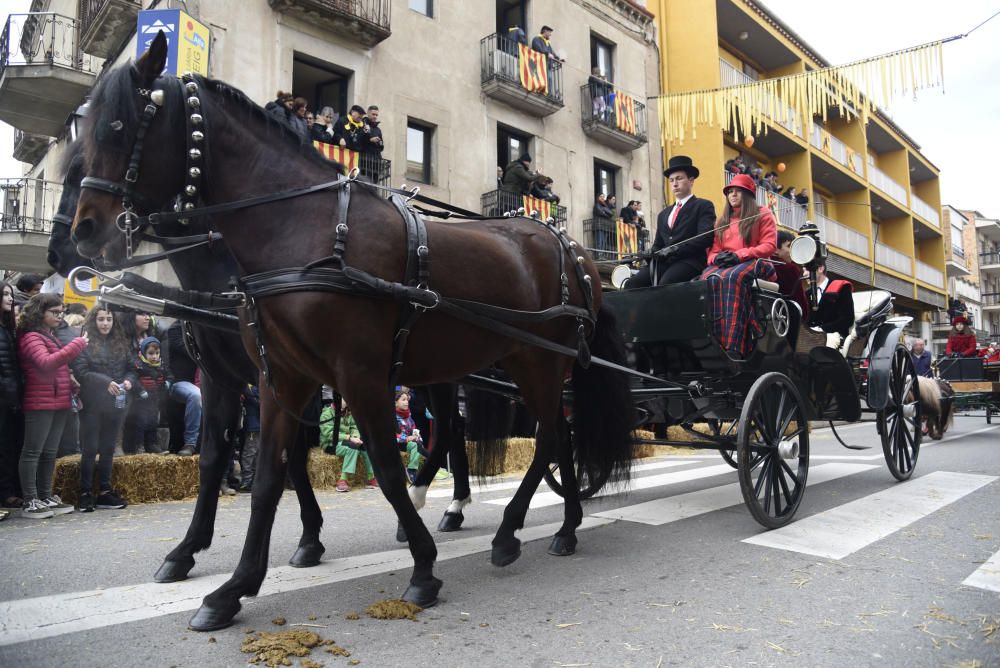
[651,0,947,333]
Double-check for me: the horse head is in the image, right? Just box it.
[46,140,93,276]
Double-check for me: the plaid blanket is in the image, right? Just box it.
[701,259,777,358]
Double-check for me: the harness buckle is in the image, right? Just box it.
[125,168,138,183]
[412,289,440,312]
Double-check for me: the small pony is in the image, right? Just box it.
[916,376,955,440]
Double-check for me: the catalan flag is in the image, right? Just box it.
[522,196,551,220]
[518,43,548,95]
[313,141,359,173]
[617,221,638,255]
[615,92,637,135]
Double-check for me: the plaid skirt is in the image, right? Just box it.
[700,259,777,358]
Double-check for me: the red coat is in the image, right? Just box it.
[946,332,977,357]
[707,207,777,265]
[18,330,87,411]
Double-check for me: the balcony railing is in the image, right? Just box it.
[983,292,1000,309]
[480,189,566,224]
[875,242,912,275]
[868,162,907,206]
[583,217,619,261]
[1,13,95,74]
[815,212,870,258]
[952,244,965,259]
[724,171,807,231]
[810,123,864,176]
[12,128,49,165]
[267,0,391,47]
[357,153,391,187]
[718,59,801,137]
[480,33,563,115]
[0,177,62,235]
[979,250,1000,267]
[911,194,940,228]
[579,84,647,151]
[79,0,142,58]
[915,260,944,288]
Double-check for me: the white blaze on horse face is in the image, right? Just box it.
[409,485,428,510]
[447,497,472,514]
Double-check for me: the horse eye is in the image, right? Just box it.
[110,120,124,131]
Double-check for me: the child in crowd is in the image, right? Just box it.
[131,336,171,454]
[320,398,377,492]
[239,384,260,492]
[395,389,426,484]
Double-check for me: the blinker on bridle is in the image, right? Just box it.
[79,70,206,259]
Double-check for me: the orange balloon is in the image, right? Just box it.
[777,162,786,173]
[743,136,755,148]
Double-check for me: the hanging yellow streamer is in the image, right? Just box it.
[656,41,944,145]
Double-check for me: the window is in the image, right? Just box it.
[496,0,527,34]
[406,121,433,184]
[590,35,615,82]
[292,54,351,120]
[497,125,531,171]
[594,160,618,199]
[409,0,433,17]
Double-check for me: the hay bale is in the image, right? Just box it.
[53,453,200,506]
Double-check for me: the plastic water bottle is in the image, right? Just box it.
[114,384,126,410]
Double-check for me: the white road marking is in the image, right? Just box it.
[424,459,696,498]
[593,463,877,526]
[743,471,997,559]
[963,548,1000,593]
[486,464,740,509]
[0,516,614,647]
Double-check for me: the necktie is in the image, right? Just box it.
[669,201,683,229]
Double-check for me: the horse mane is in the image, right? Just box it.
[58,137,85,179]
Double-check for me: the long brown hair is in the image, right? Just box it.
[81,305,130,357]
[16,293,63,335]
[715,190,760,245]
[0,282,15,335]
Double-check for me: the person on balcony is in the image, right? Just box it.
[501,154,537,197]
[531,26,564,62]
[627,156,716,288]
[699,173,778,358]
[507,25,527,48]
[945,316,978,357]
[333,105,366,152]
[782,186,798,200]
[588,68,611,121]
[311,107,337,144]
[620,200,639,226]
[795,188,810,208]
[592,193,613,219]
[360,105,384,182]
[530,175,559,204]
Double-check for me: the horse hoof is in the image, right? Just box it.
[289,542,326,568]
[396,523,408,543]
[154,557,195,583]
[547,534,577,557]
[188,600,241,632]
[402,577,442,609]
[437,511,464,532]
[491,538,522,567]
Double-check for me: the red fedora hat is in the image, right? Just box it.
[724,174,757,196]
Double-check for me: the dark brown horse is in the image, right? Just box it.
[72,34,634,631]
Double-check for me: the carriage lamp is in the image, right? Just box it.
[790,220,827,269]
[66,100,90,143]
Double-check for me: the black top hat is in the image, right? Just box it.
[663,155,700,179]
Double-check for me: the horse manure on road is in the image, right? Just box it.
[345,612,360,620]
[272,616,287,626]
[240,629,338,667]
[365,599,423,621]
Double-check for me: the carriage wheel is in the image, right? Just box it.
[877,345,922,481]
[737,373,810,529]
[709,420,740,469]
[543,416,608,500]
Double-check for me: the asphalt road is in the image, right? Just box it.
[1,415,998,667]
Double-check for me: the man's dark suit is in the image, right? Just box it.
[628,196,717,287]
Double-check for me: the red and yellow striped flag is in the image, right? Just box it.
[617,221,638,255]
[518,43,548,95]
[615,92,637,134]
[522,196,551,220]
[313,142,359,173]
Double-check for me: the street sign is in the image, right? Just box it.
[136,9,210,77]
[63,275,96,310]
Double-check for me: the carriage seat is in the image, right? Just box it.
[752,279,781,293]
[836,290,893,357]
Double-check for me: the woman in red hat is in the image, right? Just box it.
[700,174,778,358]
[945,315,977,357]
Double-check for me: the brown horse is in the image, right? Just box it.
[917,376,955,440]
[72,34,635,631]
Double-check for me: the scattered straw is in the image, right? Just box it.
[272,617,287,626]
[326,645,351,657]
[302,660,324,668]
[240,630,325,667]
[345,612,360,620]
[365,599,423,621]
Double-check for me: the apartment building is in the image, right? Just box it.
[960,209,1000,342]
[651,0,948,343]
[0,0,664,283]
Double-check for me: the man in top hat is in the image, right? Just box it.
[807,259,855,346]
[628,155,717,288]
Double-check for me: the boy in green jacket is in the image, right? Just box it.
[320,399,377,492]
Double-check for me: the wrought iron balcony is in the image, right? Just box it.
[579,84,647,152]
[268,0,390,47]
[980,250,1000,275]
[480,33,563,116]
[12,128,49,165]
[0,13,97,137]
[79,0,142,58]
[0,177,63,272]
[357,153,391,187]
[983,292,1000,311]
[480,189,566,224]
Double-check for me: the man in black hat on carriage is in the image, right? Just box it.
[627,155,717,288]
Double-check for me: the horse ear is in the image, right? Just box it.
[133,30,168,84]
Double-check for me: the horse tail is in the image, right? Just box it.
[939,380,955,435]
[570,303,636,490]
[464,385,514,478]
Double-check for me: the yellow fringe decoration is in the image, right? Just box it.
[657,41,944,145]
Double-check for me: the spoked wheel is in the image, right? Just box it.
[737,373,810,529]
[709,420,740,469]
[877,345,921,481]
[543,416,607,500]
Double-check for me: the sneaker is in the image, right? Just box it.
[78,492,95,513]
[21,498,54,519]
[434,469,452,481]
[177,446,196,456]
[0,509,9,521]
[336,479,349,493]
[95,490,127,510]
[42,495,75,516]
[220,484,236,497]
[238,483,253,493]
[366,478,379,490]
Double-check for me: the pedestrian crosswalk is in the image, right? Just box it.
[963,548,1000,593]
